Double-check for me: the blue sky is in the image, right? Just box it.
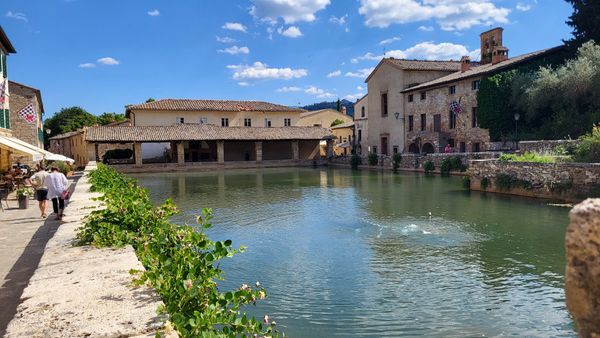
[1,0,573,118]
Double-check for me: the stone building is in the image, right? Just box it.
[353,94,368,155]
[364,58,461,156]
[402,28,564,154]
[297,108,352,128]
[331,121,354,156]
[8,81,44,149]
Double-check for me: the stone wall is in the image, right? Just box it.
[565,198,600,338]
[518,139,580,154]
[8,82,43,149]
[468,159,600,201]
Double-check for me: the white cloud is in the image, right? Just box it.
[218,46,250,55]
[352,42,478,63]
[329,14,347,25]
[305,85,335,99]
[6,11,27,22]
[222,22,247,33]
[358,0,510,31]
[345,68,374,78]
[78,63,96,68]
[418,25,434,31]
[344,92,365,101]
[327,70,342,78]
[379,37,401,45]
[250,0,330,24]
[516,3,531,11]
[277,86,303,92]
[357,86,364,91]
[147,9,160,16]
[216,36,237,43]
[238,82,250,86]
[278,26,303,38]
[227,61,308,81]
[97,57,120,65]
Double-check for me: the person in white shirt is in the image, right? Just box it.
[29,166,50,218]
[43,166,68,220]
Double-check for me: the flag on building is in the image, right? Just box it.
[0,79,6,110]
[450,100,462,114]
[17,101,37,124]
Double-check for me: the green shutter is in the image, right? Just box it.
[2,54,7,78]
[0,109,4,129]
[0,52,3,74]
[4,109,9,129]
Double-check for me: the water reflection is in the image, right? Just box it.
[133,168,575,337]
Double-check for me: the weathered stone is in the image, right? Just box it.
[565,199,600,338]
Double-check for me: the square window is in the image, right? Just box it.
[420,92,426,100]
[472,80,480,90]
[221,118,229,127]
[284,118,291,127]
[408,94,413,103]
[449,85,456,94]
[244,118,252,127]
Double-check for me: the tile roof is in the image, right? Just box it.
[86,124,334,143]
[365,58,461,82]
[402,46,564,92]
[126,99,305,113]
[48,130,84,140]
[299,109,351,119]
[331,121,355,129]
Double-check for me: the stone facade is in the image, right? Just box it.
[518,139,580,154]
[366,60,459,156]
[353,94,368,155]
[565,198,600,338]
[331,122,353,156]
[8,81,44,149]
[297,109,352,128]
[403,75,490,154]
[468,159,600,201]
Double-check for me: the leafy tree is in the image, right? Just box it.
[336,98,341,112]
[330,118,344,127]
[44,106,97,140]
[97,112,126,125]
[566,0,600,47]
[145,98,156,103]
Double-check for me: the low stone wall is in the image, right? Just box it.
[518,139,580,154]
[565,198,600,338]
[330,152,501,173]
[468,159,600,201]
[488,141,518,151]
[110,159,326,173]
[5,163,175,337]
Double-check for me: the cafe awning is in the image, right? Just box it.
[0,135,44,161]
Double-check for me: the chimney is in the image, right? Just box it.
[492,46,509,64]
[460,56,471,72]
[341,106,347,115]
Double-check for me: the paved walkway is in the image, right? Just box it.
[0,193,63,337]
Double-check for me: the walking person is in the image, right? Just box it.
[28,166,50,218]
[43,166,69,220]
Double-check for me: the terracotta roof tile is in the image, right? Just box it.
[126,99,305,113]
[331,121,354,129]
[86,124,334,142]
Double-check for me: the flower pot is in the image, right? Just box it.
[18,195,28,209]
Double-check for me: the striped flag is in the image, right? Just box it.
[17,101,37,124]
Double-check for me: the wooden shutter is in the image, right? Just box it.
[5,109,10,129]
[2,54,7,78]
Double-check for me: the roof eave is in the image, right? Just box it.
[0,26,16,54]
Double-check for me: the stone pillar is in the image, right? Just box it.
[565,198,600,338]
[94,143,100,162]
[177,142,185,165]
[326,139,334,158]
[217,141,224,164]
[292,140,299,161]
[255,141,262,163]
[134,142,142,167]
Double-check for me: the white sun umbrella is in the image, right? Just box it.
[45,153,75,164]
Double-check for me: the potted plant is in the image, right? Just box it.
[16,187,32,209]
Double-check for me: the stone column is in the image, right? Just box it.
[133,142,142,167]
[565,198,600,338]
[177,142,185,165]
[94,143,100,162]
[326,139,334,158]
[255,141,263,163]
[292,140,299,161]
[217,141,224,164]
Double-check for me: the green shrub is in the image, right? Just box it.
[481,177,490,190]
[47,161,72,174]
[368,153,378,166]
[440,156,465,175]
[499,152,556,163]
[77,165,280,337]
[495,173,533,191]
[350,154,362,169]
[392,153,402,171]
[573,125,600,163]
[423,160,435,174]
[462,175,471,189]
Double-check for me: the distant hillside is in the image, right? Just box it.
[301,99,355,116]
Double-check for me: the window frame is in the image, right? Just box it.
[420,91,426,100]
[221,117,229,127]
[381,92,389,117]
[449,85,456,95]
[244,118,252,127]
[408,115,414,132]
[408,94,414,103]
[284,118,291,127]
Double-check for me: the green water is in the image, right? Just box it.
[132,168,574,337]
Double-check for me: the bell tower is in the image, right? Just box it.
[480,27,504,65]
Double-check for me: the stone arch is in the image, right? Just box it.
[422,143,435,154]
[408,143,420,154]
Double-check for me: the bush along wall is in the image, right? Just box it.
[76,164,282,338]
